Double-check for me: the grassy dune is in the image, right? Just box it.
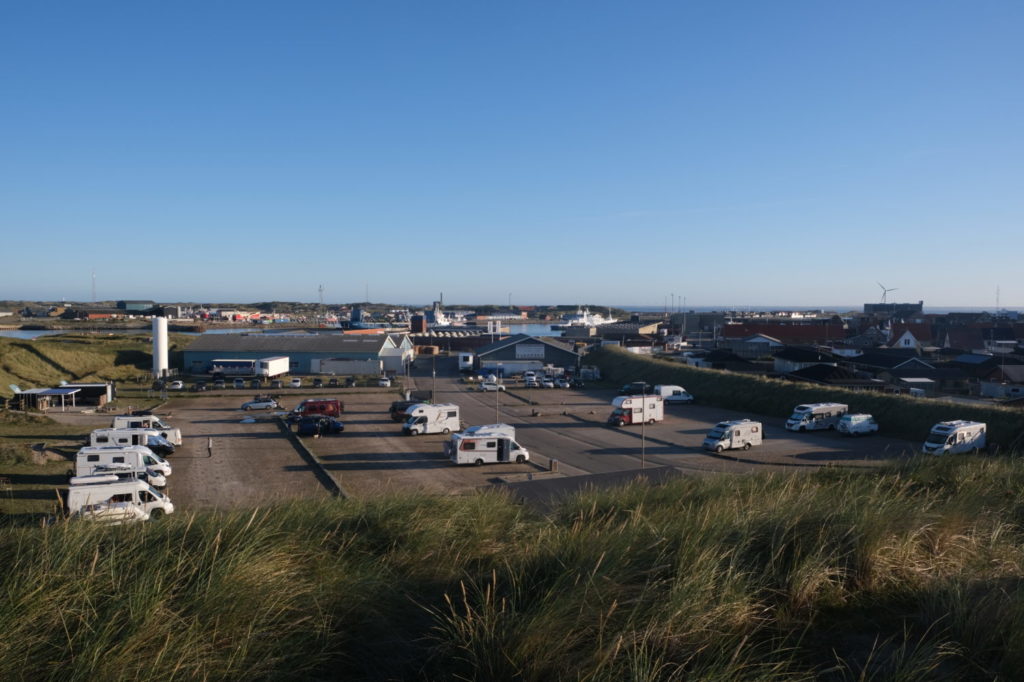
[588,346,1024,450]
[0,333,190,399]
[2,457,1024,680]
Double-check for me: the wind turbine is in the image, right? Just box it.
[877,282,898,304]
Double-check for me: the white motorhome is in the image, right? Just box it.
[922,421,987,455]
[463,423,516,439]
[402,403,461,436]
[607,395,664,427]
[76,445,172,484]
[837,414,879,436]
[111,415,182,446]
[445,432,530,465]
[258,356,290,377]
[653,384,694,404]
[784,403,848,432]
[703,420,763,452]
[66,475,174,520]
[90,428,175,455]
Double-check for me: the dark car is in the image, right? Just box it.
[313,378,324,388]
[619,382,651,396]
[389,400,419,422]
[270,379,284,389]
[570,378,586,389]
[250,378,263,389]
[296,416,345,437]
[191,382,207,392]
[327,377,339,387]
[146,435,175,456]
[213,379,226,389]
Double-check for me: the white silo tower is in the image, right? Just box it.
[152,316,169,378]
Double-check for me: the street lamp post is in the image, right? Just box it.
[496,363,502,422]
[640,387,647,470]
[431,353,436,402]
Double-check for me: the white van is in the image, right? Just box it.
[90,428,175,456]
[66,475,174,520]
[785,403,848,432]
[403,403,461,436]
[922,421,986,455]
[837,414,879,436]
[653,384,694,404]
[76,445,171,485]
[111,415,182,446]
[445,433,530,465]
[703,420,763,452]
[463,423,516,439]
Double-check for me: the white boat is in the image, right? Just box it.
[560,307,618,327]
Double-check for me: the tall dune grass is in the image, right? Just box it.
[2,457,1024,679]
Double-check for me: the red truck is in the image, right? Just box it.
[289,398,344,421]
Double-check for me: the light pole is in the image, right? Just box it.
[640,387,647,470]
[496,362,502,422]
[431,353,436,402]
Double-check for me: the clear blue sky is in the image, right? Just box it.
[2,1,1021,308]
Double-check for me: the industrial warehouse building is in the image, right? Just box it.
[182,333,414,375]
[473,334,580,375]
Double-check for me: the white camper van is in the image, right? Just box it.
[703,420,763,452]
[922,421,987,455]
[66,475,174,521]
[76,445,171,485]
[463,423,516,439]
[90,428,175,455]
[607,395,665,427]
[837,414,879,436]
[402,403,461,436]
[785,403,848,432]
[653,385,694,404]
[445,432,530,465]
[111,415,182,446]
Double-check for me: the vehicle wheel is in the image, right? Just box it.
[245,406,252,411]
[475,458,484,466]
[516,455,526,464]
[648,418,656,425]
[715,445,724,453]
[799,426,806,432]
[743,442,751,450]
[442,428,450,435]
[828,425,835,430]
[150,508,165,520]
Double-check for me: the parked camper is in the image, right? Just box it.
[837,414,879,436]
[703,420,763,452]
[66,475,174,520]
[445,432,530,465]
[76,445,171,483]
[607,395,664,427]
[89,428,175,455]
[403,403,461,436]
[111,415,182,446]
[463,423,516,439]
[784,403,848,432]
[922,421,987,455]
[653,385,694,404]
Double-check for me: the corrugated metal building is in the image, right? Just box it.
[474,334,580,375]
[183,333,413,375]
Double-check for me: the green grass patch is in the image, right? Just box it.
[3,459,1024,678]
[587,346,1024,450]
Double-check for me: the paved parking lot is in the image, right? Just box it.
[47,361,921,510]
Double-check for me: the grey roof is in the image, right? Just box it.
[21,388,80,396]
[185,333,396,354]
[773,346,838,363]
[475,334,577,357]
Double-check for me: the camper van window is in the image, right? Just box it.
[113,457,125,463]
[485,441,496,448]
[462,442,476,450]
[87,455,99,462]
[96,437,108,444]
[447,411,457,418]
[140,491,157,503]
[110,494,132,503]
[752,426,759,433]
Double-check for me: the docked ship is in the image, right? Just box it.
[552,307,618,330]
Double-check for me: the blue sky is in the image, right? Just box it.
[2,1,1021,308]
